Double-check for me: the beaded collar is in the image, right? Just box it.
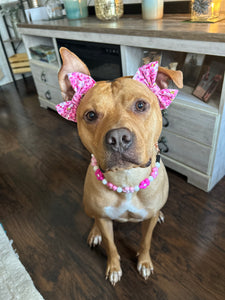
[91,154,161,193]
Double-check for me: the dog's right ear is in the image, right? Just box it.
[58,47,90,100]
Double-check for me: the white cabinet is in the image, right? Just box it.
[18,18,225,192]
[29,60,62,109]
[21,35,62,110]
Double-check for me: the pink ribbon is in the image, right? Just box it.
[56,72,96,122]
[133,61,178,110]
[56,62,178,122]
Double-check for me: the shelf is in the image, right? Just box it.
[176,85,219,114]
[3,38,22,43]
[9,53,31,74]
[29,58,59,68]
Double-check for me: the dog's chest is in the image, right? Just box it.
[104,193,148,222]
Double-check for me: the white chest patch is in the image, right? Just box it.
[104,193,148,221]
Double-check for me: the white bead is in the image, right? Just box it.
[134,186,140,192]
[93,166,98,171]
[156,162,160,168]
[117,187,123,193]
[102,179,107,185]
[149,176,154,182]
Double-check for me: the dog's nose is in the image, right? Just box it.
[105,128,133,153]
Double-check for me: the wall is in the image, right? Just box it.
[0,15,13,85]
[0,5,28,86]
[221,0,225,12]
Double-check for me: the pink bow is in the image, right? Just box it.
[133,61,178,110]
[56,72,96,122]
[56,62,178,122]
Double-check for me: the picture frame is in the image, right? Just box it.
[182,53,205,87]
[192,60,224,102]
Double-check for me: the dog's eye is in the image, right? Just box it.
[135,100,147,112]
[85,111,98,122]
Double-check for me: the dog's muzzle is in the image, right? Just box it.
[103,127,140,171]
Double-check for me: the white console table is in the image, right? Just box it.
[18,15,225,192]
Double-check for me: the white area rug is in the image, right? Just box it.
[0,224,44,300]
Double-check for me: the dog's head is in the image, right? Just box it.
[57,47,183,172]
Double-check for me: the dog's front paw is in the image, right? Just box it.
[88,224,102,247]
[137,261,154,280]
[106,259,122,286]
[137,253,154,280]
[88,234,102,247]
[157,210,165,224]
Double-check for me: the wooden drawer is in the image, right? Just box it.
[34,80,62,105]
[159,130,211,174]
[30,60,59,88]
[163,102,217,147]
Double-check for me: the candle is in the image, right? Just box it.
[142,0,164,20]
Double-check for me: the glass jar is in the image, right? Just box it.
[45,0,63,20]
[64,0,88,19]
[95,0,123,21]
[191,0,221,21]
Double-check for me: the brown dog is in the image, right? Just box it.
[57,47,183,285]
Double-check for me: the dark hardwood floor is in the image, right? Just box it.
[0,78,224,300]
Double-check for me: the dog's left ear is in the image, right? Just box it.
[58,47,91,100]
[157,67,183,89]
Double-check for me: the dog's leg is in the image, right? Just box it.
[137,212,159,280]
[88,220,102,247]
[96,218,122,286]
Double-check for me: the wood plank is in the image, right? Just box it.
[9,53,29,63]
[12,67,31,74]
[10,61,30,68]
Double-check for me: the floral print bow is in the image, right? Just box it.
[133,61,178,110]
[56,62,178,122]
[56,72,96,122]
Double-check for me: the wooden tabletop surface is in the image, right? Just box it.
[18,14,225,43]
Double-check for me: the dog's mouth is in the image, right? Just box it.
[99,152,151,172]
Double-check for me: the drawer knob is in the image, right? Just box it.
[162,110,169,127]
[158,136,169,153]
[45,90,51,100]
[41,71,47,82]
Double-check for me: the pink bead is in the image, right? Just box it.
[123,187,130,193]
[95,169,104,181]
[91,157,97,166]
[107,182,113,189]
[139,178,150,189]
[112,185,118,191]
[129,187,135,193]
[151,168,158,179]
